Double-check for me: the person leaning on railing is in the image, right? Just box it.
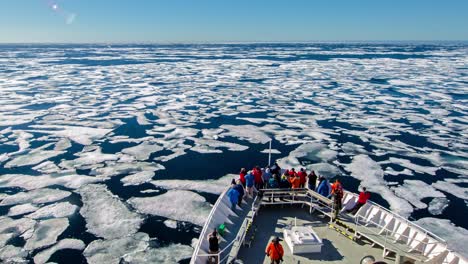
[347,187,371,214]
[207,229,220,263]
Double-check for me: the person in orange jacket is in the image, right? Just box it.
[330,179,344,220]
[289,174,301,189]
[265,236,284,263]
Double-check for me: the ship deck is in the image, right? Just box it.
[236,205,395,264]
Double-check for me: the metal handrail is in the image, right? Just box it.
[192,186,466,264]
[353,213,447,259]
[190,189,229,263]
[344,190,448,244]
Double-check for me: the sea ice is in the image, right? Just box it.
[219,124,271,144]
[0,172,102,190]
[28,125,113,145]
[432,180,468,200]
[83,232,149,264]
[4,143,65,168]
[128,190,212,226]
[79,184,143,239]
[260,148,281,154]
[24,218,69,251]
[26,202,78,219]
[343,155,413,217]
[33,239,86,264]
[122,243,193,264]
[121,141,163,160]
[392,180,444,209]
[0,245,28,263]
[7,203,38,217]
[121,171,155,186]
[164,219,178,229]
[428,197,449,215]
[0,217,36,238]
[151,174,235,194]
[59,147,120,170]
[0,188,71,206]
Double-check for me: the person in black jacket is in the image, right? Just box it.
[207,229,220,263]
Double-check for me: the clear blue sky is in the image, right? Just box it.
[0,0,467,43]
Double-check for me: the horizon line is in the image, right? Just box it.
[1,40,468,45]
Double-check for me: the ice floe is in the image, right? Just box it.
[28,125,113,145]
[343,155,413,216]
[7,203,38,217]
[392,180,444,209]
[4,143,65,168]
[83,232,149,264]
[122,243,193,264]
[128,190,212,226]
[24,218,69,251]
[219,124,271,144]
[121,141,163,160]
[151,174,235,194]
[163,219,178,229]
[79,184,143,239]
[432,180,468,200]
[26,202,78,219]
[0,188,71,206]
[428,197,449,215]
[0,172,102,190]
[34,238,85,264]
[121,171,155,186]
[0,245,28,263]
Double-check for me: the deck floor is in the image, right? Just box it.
[236,205,394,264]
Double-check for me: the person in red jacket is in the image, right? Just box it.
[253,166,263,190]
[298,168,307,188]
[265,236,284,264]
[288,168,297,177]
[347,187,371,214]
[239,168,247,187]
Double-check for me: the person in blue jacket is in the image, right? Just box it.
[227,187,240,210]
[232,180,245,206]
[245,171,255,197]
[316,176,330,197]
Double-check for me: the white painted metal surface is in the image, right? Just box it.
[284,226,323,254]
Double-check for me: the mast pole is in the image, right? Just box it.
[268,139,272,166]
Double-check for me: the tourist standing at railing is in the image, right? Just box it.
[331,179,344,220]
[298,168,307,188]
[253,166,264,191]
[207,229,220,263]
[268,174,279,188]
[289,174,301,189]
[316,176,330,197]
[289,168,297,177]
[279,174,291,189]
[239,168,247,187]
[347,187,371,214]
[262,167,272,189]
[245,171,255,197]
[233,180,245,206]
[227,186,240,210]
[307,170,318,190]
[270,162,281,175]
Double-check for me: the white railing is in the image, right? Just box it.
[190,189,229,264]
[191,186,467,264]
